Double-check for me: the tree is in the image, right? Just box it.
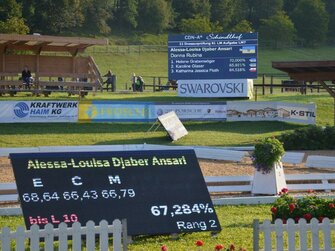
[0,0,22,20]
[324,0,335,42]
[179,15,222,33]
[0,0,29,34]
[0,16,29,34]
[210,0,236,29]
[259,11,296,48]
[292,0,329,46]
[172,0,211,23]
[231,20,254,33]
[245,0,283,28]
[83,0,112,34]
[16,0,37,29]
[33,0,85,34]
[137,0,171,34]
[114,0,138,30]
[283,0,299,17]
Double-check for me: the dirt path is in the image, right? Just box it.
[1,150,335,183]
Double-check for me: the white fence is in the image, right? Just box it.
[2,173,335,214]
[206,173,335,194]
[0,219,127,251]
[253,218,334,251]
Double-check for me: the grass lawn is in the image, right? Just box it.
[0,205,271,250]
[0,120,303,148]
[85,46,335,88]
[0,92,332,148]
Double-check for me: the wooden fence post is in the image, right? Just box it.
[270,75,273,94]
[262,74,265,95]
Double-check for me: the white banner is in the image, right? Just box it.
[152,102,226,120]
[178,79,253,98]
[158,111,188,141]
[0,101,78,123]
[226,101,316,124]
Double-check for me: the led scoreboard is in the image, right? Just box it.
[10,150,221,235]
[168,32,258,80]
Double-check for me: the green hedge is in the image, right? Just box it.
[277,125,335,150]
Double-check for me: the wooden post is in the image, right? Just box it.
[153,77,156,92]
[270,75,273,94]
[262,74,265,95]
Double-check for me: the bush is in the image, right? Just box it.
[251,137,285,174]
[271,189,335,223]
[277,125,335,150]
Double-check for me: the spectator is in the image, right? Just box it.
[104,70,116,92]
[136,76,144,92]
[131,73,136,92]
[22,65,32,89]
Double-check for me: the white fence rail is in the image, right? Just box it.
[2,173,335,214]
[306,155,335,169]
[4,173,335,205]
[0,219,127,251]
[253,218,334,251]
[206,173,335,194]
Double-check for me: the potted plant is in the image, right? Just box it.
[251,137,287,195]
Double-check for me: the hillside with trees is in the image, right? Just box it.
[0,0,334,47]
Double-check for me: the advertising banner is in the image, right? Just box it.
[153,102,226,120]
[158,111,188,141]
[276,103,316,124]
[0,101,78,123]
[226,101,316,124]
[178,79,253,98]
[78,101,227,122]
[78,101,153,122]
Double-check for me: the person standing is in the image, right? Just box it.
[131,73,136,92]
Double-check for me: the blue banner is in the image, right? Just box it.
[168,32,258,80]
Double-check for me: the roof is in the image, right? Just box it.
[0,34,108,54]
[272,61,335,81]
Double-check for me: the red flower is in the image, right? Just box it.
[229,244,235,250]
[289,203,296,212]
[215,244,224,250]
[329,203,335,209]
[307,189,314,193]
[303,213,312,221]
[161,245,168,251]
[281,188,288,194]
[294,217,300,223]
[318,216,324,223]
[271,207,278,214]
[282,218,287,224]
[195,240,204,247]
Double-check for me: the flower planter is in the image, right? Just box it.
[251,161,286,195]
